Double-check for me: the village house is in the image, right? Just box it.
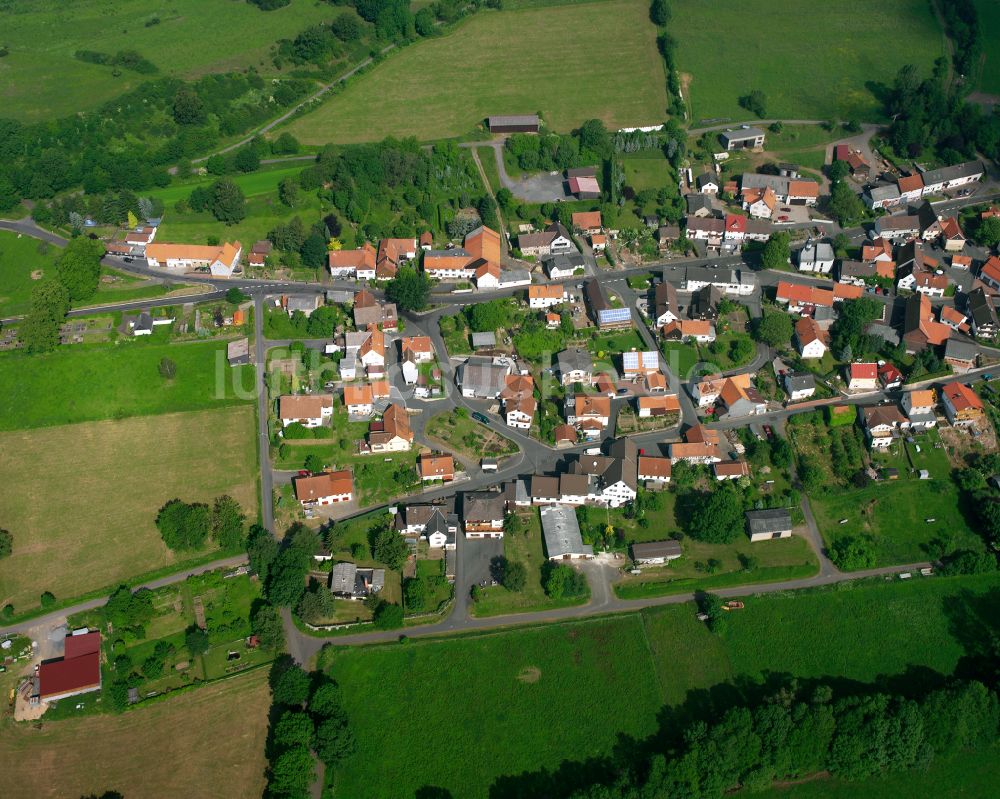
[661,318,716,343]
[294,470,354,506]
[941,381,985,427]
[590,233,608,252]
[834,144,871,179]
[653,281,680,326]
[376,237,417,279]
[368,403,413,452]
[500,374,536,429]
[669,425,723,464]
[571,211,602,235]
[584,279,633,330]
[713,460,751,480]
[462,492,507,539]
[419,453,455,483]
[743,186,778,219]
[864,182,902,210]
[528,284,568,309]
[901,389,937,431]
[423,248,476,281]
[631,540,682,564]
[566,394,611,438]
[944,338,977,373]
[862,238,894,264]
[696,172,720,194]
[686,193,724,219]
[567,175,601,199]
[784,372,816,402]
[795,316,828,359]
[797,241,835,273]
[328,242,377,280]
[543,252,586,279]
[979,256,1000,291]
[846,362,878,392]
[566,438,639,508]
[353,289,398,330]
[775,281,863,313]
[637,456,672,485]
[279,394,333,428]
[145,241,242,277]
[637,394,681,418]
[556,348,594,386]
[400,336,434,364]
[457,357,511,398]
[746,509,793,542]
[863,404,906,449]
[917,160,983,196]
[967,287,998,338]
[518,223,574,257]
[621,350,660,379]
[681,266,757,296]
[837,260,877,287]
[329,562,384,600]
[874,214,920,241]
[879,363,904,390]
[343,384,375,417]
[902,293,951,353]
[396,502,458,550]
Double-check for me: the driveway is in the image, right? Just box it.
[460,537,504,593]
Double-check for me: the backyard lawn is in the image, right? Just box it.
[673,0,945,123]
[807,431,980,567]
[0,339,255,430]
[0,669,271,799]
[622,151,674,192]
[470,508,590,617]
[0,406,258,613]
[0,0,333,121]
[285,0,667,143]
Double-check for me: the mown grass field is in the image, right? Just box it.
[324,614,662,798]
[0,339,255,430]
[147,163,309,206]
[325,571,1000,797]
[972,0,1000,94]
[286,0,667,144]
[0,669,270,799]
[0,0,332,122]
[0,406,258,612]
[673,0,945,123]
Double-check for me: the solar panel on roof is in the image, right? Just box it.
[598,308,631,323]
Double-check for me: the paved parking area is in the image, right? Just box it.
[460,536,504,590]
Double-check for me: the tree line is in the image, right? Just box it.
[561,677,999,799]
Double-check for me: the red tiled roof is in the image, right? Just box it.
[850,363,878,380]
[942,381,983,412]
[725,214,748,233]
[897,174,924,193]
[63,631,101,659]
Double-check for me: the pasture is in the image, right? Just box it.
[324,614,662,798]
[972,0,1000,94]
[0,669,270,799]
[325,571,1000,797]
[0,339,255,431]
[0,0,332,122]
[286,0,668,144]
[0,406,258,612]
[673,0,945,123]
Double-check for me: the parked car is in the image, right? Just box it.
[472,412,490,424]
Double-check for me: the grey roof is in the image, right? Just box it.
[741,173,789,194]
[746,508,793,536]
[566,166,598,179]
[539,504,593,559]
[722,127,766,142]
[463,491,506,522]
[286,295,318,314]
[471,331,497,347]
[227,337,250,361]
[696,173,718,188]
[488,114,540,128]
[686,194,722,215]
[945,336,977,361]
[875,214,920,233]
[543,252,586,274]
[785,372,816,392]
[799,242,834,265]
[690,284,723,319]
[557,348,593,375]
[866,322,899,346]
[458,357,509,396]
[584,279,610,313]
[631,540,682,560]
[866,183,900,203]
[683,266,757,289]
[919,160,983,187]
[329,562,357,595]
[967,287,997,328]
[426,247,471,260]
[134,312,153,332]
[499,267,531,284]
[838,260,875,278]
[326,290,354,304]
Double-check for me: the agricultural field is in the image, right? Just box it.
[470,508,590,617]
[323,614,662,798]
[285,0,667,144]
[0,0,332,122]
[0,406,258,613]
[324,571,1000,797]
[0,669,271,799]
[673,0,945,123]
[0,339,255,431]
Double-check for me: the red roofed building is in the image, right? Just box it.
[724,213,748,240]
[979,256,1000,291]
[37,631,102,702]
[847,362,878,392]
[878,363,904,390]
[941,381,984,427]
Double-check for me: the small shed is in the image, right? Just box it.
[471,331,496,349]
